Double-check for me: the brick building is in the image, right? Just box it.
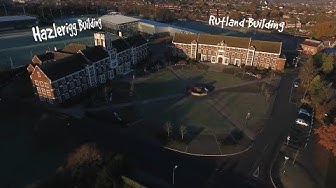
[300,39,324,56]
[172,33,286,71]
[28,32,149,104]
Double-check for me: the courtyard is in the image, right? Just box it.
[121,65,280,155]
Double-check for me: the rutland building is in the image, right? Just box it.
[172,33,286,71]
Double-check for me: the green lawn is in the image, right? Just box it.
[134,70,185,100]
[174,68,249,89]
[137,96,236,136]
[209,91,274,132]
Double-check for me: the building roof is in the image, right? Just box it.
[39,54,89,81]
[62,43,88,54]
[173,33,198,44]
[112,38,131,53]
[124,35,147,47]
[36,51,73,62]
[80,46,109,62]
[250,40,282,54]
[100,14,139,25]
[139,19,202,34]
[0,15,37,22]
[301,39,322,47]
[198,34,251,48]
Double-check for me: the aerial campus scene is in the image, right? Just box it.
[0,0,336,188]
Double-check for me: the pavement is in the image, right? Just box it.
[278,153,321,188]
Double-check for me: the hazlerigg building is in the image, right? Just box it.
[172,33,286,71]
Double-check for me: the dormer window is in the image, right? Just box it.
[37,72,41,77]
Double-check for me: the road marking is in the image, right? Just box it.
[253,166,260,178]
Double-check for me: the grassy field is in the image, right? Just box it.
[134,70,185,100]
[137,97,236,136]
[173,68,249,89]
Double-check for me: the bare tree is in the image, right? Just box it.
[179,125,187,140]
[164,122,172,137]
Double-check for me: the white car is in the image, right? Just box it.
[295,114,312,127]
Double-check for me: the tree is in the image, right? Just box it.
[322,54,334,74]
[164,122,172,137]
[95,154,128,188]
[315,21,336,38]
[66,143,103,170]
[315,124,336,156]
[309,75,325,106]
[179,125,187,140]
[299,58,317,98]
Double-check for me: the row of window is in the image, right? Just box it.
[35,80,49,88]
[36,87,52,97]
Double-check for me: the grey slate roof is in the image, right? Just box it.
[80,46,109,62]
[40,54,89,81]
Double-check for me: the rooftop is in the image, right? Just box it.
[250,39,282,54]
[40,54,90,81]
[173,33,198,44]
[0,15,37,22]
[62,43,88,54]
[80,46,109,62]
[100,14,139,25]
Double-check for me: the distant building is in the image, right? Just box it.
[0,16,37,31]
[300,39,324,55]
[28,33,149,104]
[172,33,286,71]
[100,14,140,37]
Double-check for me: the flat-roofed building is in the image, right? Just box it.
[0,15,37,31]
[100,14,139,37]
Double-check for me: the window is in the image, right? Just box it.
[53,82,58,88]
[41,88,46,95]
[36,87,41,92]
[44,82,49,88]
[70,90,76,96]
[108,70,114,79]
[70,82,75,89]
[39,81,44,87]
[76,79,80,85]
[63,85,68,92]
[64,93,70,99]
[34,80,39,86]
[55,89,60,95]
[61,79,66,84]
[46,90,51,96]
[37,72,41,77]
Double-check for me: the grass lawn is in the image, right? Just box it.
[134,70,185,100]
[209,91,274,133]
[173,68,250,89]
[137,96,236,136]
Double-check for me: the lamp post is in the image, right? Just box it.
[245,111,251,126]
[283,156,289,174]
[286,135,290,146]
[172,165,178,185]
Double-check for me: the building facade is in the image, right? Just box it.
[28,32,149,104]
[172,33,286,71]
[300,39,324,56]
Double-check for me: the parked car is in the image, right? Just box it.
[293,79,300,88]
[295,113,312,127]
[298,104,314,117]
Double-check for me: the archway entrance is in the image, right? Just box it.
[217,57,223,64]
